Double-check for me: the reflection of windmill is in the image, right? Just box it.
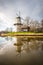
[14,37,30,55]
[14,42,23,54]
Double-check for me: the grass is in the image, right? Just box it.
[10,31,43,33]
[7,32,43,35]
[1,32,42,37]
[0,32,43,37]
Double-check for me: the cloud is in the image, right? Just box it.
[0,0,43,30]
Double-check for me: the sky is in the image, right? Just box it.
[0,0,43,31]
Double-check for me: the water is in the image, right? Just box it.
[0,37,16,49]
[0,36,43,65]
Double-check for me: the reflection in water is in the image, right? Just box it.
[0,36,43,65]
[14,37,43,54]
[5,36,12,41]
[0,37,16,49]
[14,37,23,54]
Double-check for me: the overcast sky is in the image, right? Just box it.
[0,0,43,31]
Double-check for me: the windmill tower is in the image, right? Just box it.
[14,12,23,32]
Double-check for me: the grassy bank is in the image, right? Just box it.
[0,32,43,37]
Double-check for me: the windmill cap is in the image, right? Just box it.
[16,16,21,19]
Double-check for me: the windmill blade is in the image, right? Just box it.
[16,11,25,21]
[16,13,19,16]
[20,17,26,22]
[16,11,20,17]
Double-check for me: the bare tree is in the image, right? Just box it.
[24,16,30,26]
[41,19,43,28]
[41,19,43,32]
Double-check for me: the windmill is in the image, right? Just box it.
[14,11,24,32]
[14,11,30,32]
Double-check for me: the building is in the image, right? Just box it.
[14,16,30,32]
[21,25,30,32]
[14,16,23,32]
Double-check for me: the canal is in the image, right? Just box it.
[0,36,43,65]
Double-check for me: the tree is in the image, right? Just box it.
[24,16,30,26]
[29,20,39,32]
[41,19,43,28]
